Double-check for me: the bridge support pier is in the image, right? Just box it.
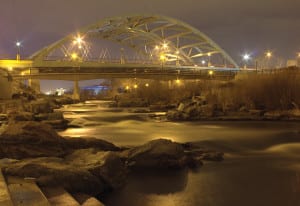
[28,68,40,93]
[72,80,80,100]
[0,74,13,99]
[28,79,40,94]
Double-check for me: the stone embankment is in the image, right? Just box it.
[0,121,223,205]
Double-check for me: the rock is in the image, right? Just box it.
[8,111,34,122]
[125,139,186,170]
[73,193,105,206]
[3,157,105,195]
[24,100,53,114]
[82,197,105,206]
[0,121,66,159]
[0,114,8,121]
[166,110,184,121]
[63,137,120,151]
[41,119,68,130]
[199,104,215,117]
[65,149,127,190]
[201,152,224,161]
[249,109,265,116]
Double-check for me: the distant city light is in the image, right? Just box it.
[125,85,130,90]
[207,52,211,57]
[201,60,206,65]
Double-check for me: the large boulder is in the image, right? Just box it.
[24,100,53,114]
[0,121,66,159]
[125,139,187,170]
[8,111,34,122]
[3,157,105,195]
[65,149,127,190]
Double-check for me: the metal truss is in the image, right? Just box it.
[31,14,238,68]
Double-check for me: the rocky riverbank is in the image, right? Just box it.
[0,96,74,129]
[166,96,300,121]
[0,121,223,205]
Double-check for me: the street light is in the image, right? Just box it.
[265,51,272,69]
[266,51,272,58]
[207,52,211,66]
[242,53,251,69]
[160,54,166,69]
[16,41,21,60]
[71,53,78,60]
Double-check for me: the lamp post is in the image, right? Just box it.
[242,54,250,69]
[160,53,166,70]
[207,53,211,67]
[16,42,21,61]
[265,51,272,70]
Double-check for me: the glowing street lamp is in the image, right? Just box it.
[208,70,214,76]
[145,83,149,87]
[265,51,272,69]
[162,42,168,49]
[133,84,138,89]
[71,53,78,60]
[243,53,251,69]
[266,51,272,58]
[16,41,21,60]
[207,52,212,66]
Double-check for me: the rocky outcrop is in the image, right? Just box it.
[0,121,120,159]
[0,121,66,159]
[65,149,126,190]
[0,121,224,198]
[3,157,106,195]
[123,139,202,170]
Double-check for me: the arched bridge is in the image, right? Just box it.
[0,14,239,81]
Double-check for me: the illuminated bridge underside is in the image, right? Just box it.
[31,14,238,69]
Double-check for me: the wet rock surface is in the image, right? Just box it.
[0,121,224,198]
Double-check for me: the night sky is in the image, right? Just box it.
[1,0,299,91]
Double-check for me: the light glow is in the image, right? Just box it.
[71,53,78,60]
[243,54,250,61]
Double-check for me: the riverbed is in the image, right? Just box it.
[58,100,300,206]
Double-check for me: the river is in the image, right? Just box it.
[58,100,300,206]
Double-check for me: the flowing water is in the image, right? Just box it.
[58,100,300,206]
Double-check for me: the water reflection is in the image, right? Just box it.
[58,101,300,206]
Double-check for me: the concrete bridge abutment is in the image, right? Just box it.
[28,68,41,93]
[0,75,13,99]
[72,80,80,100]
